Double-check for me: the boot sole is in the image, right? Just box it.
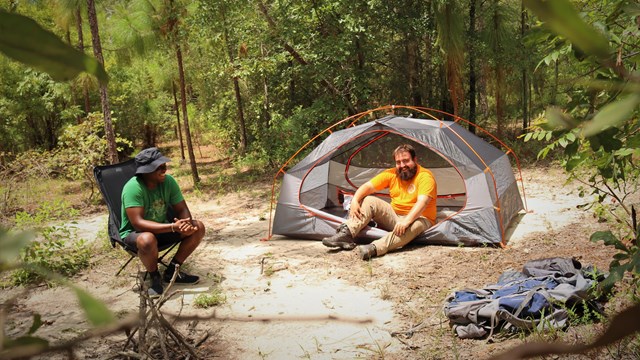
[322,239,356,250]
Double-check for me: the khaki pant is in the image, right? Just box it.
[345,196,433,256]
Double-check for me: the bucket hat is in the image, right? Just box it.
[134,147,171,174]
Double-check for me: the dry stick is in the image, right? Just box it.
[395,316,448,338]
[112,351,143,359]
[157,323,170,360]
[491,303,640,360]
[168,312,374,324]
[122,327,138,352]
[148,294,198,359]
[148,265,199,359]
[390,308,446,338]
[158,315,199,359]
[0,316,138,360]
[123,275,183,353]
[148,301,172,359]
[194,330,211,347]
[138,272,147,354]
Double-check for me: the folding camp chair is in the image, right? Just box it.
[93,159,181,276]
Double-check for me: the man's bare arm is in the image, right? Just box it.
[349,182,376,220]
[126,207,173,233]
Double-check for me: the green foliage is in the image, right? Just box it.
[193,287,226,309]
[524,0,611,61]
[70,284,116,326]
[523,0,640,293]
[0,227,117,358]
[0,227,33,268]
[0,114,132,221]
[0,68,82,152]
[0,10,107,83]
[14,200,80,229]
[10,226,91,286]
[56,113,133,187]
[590,229,640,291]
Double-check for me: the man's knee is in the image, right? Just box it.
[362,196,377,207]
[195,220,205,237]
[185,220,205,244]
[136,233,158,252]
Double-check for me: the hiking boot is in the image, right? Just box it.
[322,224,356,250]
[148,271,164,297]
[163,265,200,284]
[357,244,377,260]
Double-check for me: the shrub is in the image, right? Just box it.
[193,287,226,308]
[10,225,92,286]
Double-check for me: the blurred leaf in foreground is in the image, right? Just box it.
[524,0,611,61]
[0,10,108,83]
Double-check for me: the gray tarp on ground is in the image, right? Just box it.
[272,115,525,246]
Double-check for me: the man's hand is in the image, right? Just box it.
[173,217,198,236]
[349,200,363,220]
[393,219,411,236]
[349,182,376,221]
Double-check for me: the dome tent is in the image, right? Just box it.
[268,106,526,247]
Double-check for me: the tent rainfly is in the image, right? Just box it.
[269,108,526,247]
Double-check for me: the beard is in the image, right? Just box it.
[397,165,417,181]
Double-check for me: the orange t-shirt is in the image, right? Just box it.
[369,165,437,223]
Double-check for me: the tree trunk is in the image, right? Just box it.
[75,8,91,115]
[172,81,186,161]
[493,2,504,139]
[437,1,464,116]
[406,37,422,107]
[87,0,118,164]
[64,29,81,123]
[288,59,295,112]
[520,2,529,132]
[552,59,559,105]
[260,43,272,128]
[468,0,477,134]
[257,0,357,115]
[232,77,247,154]
[424,33,434,105]
[221,6,247,154]
[496,67,504,139]
[176,44,199,185]
[143,123,153,149]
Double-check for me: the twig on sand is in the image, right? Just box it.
[167,312,374,324]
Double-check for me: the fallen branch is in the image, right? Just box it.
[491,303,640,360]
[116,267,206,359]
[0,315,138,360]
[165,312,374,324]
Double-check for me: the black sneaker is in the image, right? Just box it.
[148,272,164,297]
[163,267,200,284]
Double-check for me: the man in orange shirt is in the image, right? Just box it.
[322,144,437,260]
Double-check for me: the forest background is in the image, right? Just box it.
[0,0,639,358]
[1,0,638,178]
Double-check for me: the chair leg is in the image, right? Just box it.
[157,242,180,269]
[114,241,181,276]
[116,254,136,276]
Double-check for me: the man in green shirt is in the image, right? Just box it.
[120,147,204,296]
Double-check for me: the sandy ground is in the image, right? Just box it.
[1,166,625,359]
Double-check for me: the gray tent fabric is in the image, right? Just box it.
[272,115,525,246]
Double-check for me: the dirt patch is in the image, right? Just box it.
[1,166,623,359]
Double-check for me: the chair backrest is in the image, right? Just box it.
[93,159,137,247]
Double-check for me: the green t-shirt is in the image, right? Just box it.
[119,174,184,239]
